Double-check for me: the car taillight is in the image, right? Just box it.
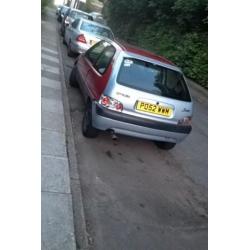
[99,95,123,112]
[178,116,192,126]
[76,34,86,43]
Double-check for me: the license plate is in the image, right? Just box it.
[136,101,173,117]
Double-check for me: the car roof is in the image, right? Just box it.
[70,9,92,16]
[90,12,102,15]
[62,5,69,9]
[113,40,175,66]
[78,18,112,31]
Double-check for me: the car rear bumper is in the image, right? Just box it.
[71,41,91,54]
[92,103,192,143]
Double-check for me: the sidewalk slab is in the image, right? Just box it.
[42,155,70,194]
[42,53,60,63]
[41,77,61,90]
[42,64,60,75]
[42,97,64,114]
[41,129,67,158]
[42,70,61,81]
[42,58,60,68]
[42,192,76,250]
[42,46,58,55]
[42,85,62,100]
[42,111,65,133]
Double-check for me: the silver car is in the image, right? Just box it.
[89,12,107,25]
[56,5,62,15]
[57,5,69,22]
[64,18,114,56]
[61,9,93,37]
[69,40,193,150]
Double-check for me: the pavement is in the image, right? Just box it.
[42,7,208,250]
[41,11,77,250]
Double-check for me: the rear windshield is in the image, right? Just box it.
[61,7,68,14]
[70,11,92,20]
[117,58,191,102]
[80,23,114,40]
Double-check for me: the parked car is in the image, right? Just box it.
[57,5,69,22]
[69,40,193,150]
[64,18,114,56]
[89,12,102,19]
[56,5,62,15]
[89,12,107,25]
[60,8,93,37]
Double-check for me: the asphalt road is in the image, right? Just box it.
[57,17,208,250]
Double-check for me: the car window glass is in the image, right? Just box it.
[80,23,114,40]
[61,7,68,14]
[70,11,87,20]
[65,8,70,16]
[95,46,116,74]
[69,11,76,18]
[117,58,191,102]
[85,41,110,65]
[71,19,78,28]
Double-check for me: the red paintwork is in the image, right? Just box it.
[86,60,113,100]
[77,54,113,101]
[114,40,175,66]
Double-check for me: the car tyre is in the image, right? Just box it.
[69,66,78,87]
[154,141,176,150]
[82,102,98,138]
[67,41,75,57]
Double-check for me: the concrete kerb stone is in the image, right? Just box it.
[56,24,89,250]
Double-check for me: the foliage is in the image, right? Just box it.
[103,0,208,87]
[41,0,52,16]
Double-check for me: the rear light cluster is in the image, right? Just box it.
[76,34,86,43]
[99,95,123,112]
[178,116,192,126]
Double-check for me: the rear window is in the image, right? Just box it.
[70,11,91,20]
[80,23,114,40]
[117,58,191,102]
[61,7,68,14]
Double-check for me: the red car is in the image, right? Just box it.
[69,40,192,150]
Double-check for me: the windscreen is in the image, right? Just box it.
[117,58,191,102]
[80,23,114,40]
[70,11,90,20]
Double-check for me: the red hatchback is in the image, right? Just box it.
[69,39,192,150]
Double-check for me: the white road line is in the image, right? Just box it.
[41,46,58,55]
[42,64,60,75]
[42,53,59,63]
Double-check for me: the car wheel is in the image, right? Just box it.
[67,41,75,57]
[82,102,98,138]
[69,66,78,87]
[154,141,176,150]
